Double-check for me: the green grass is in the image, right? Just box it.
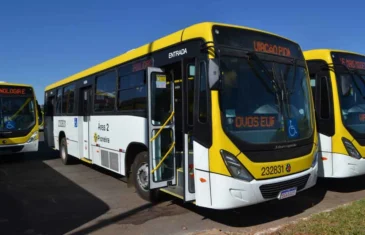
[271,199,365,235]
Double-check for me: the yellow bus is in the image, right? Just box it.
[0,81,41,155]
[304,49,365,178]
[44,22,318,209]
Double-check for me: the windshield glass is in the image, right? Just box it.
[336,71,365,134]
[0,97,36,132]
[219,55,313,144]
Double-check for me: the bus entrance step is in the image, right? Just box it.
[160,185,184,199]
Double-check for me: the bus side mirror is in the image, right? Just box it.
[340,75,351,96]
[208,59,221,90]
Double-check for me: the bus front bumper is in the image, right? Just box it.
[327,153,365,178]
[206,164,318,210]
[0,141,38,155]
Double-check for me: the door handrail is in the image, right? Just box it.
[151,142,175,174]
[150,111,174,142]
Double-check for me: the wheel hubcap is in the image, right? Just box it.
[61,144,66,160]
[137,163,149,190]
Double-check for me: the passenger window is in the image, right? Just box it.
[94,70,117,112]
[62,84,75,114]
[56,89,62,114]
[117,70,147,111]
[199,61,207,123]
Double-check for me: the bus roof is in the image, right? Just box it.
[0,81,33,88]
[303,48,365,61]
[45,21,299,91]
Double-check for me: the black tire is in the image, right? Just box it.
[59,137,71,165]
[131,151,160,202]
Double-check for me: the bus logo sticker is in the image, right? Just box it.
[287,119,299,138]
[286,163,291,173]
[94,133,98,143]
[74,118,78,128]
[4,121,15,130]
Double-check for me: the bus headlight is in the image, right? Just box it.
[342,137,361,159]
[27,131,39,143]
[220,150,253,182]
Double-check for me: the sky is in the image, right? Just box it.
[1,0,364,104]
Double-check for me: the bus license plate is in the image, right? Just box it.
[278,187,297,200]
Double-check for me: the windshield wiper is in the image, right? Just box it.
[326,63,365,99]
[246,51,288,123]
[247,52,281,93]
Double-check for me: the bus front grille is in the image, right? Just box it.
[0,145,24,153]
[259,174,310,199]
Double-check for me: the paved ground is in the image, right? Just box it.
[1,134,365,235]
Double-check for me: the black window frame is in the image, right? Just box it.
[306,59,335,136]
[55,88,62,115]
[61,84,76,114]
[198,61,208,124]
[117,69,147,113]
[94,69,117,113]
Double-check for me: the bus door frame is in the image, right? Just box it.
[80,86,92,160]
[182,58,196,201]
[147,67,177,189]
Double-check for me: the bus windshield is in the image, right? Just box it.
[0,96,36,132]
[219,55,313,145]
[336,71,365,134]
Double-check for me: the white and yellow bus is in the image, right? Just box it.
[304,49,365,178]
[0,82,41,155]
[44,22,318,209]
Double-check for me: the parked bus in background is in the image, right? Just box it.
[44,22,318,210]
[0,82,42,155]
[304,49,365,178]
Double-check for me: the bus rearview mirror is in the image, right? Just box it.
[340,75,351,96]
[208,59,221,90]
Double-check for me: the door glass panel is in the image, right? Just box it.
[151,72,172,125]
[187,131,195,193]
[151,128,175,182]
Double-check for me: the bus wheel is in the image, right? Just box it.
[131,151,159,202]
[60,137,71,165]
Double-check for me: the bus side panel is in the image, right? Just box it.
[318,133,333,177]
[88,115,147,176]
[54,116,79,157]
[193,141,212,208]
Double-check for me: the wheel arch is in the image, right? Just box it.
[125,142,148,178]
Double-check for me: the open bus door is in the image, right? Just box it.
[147,67,177,189]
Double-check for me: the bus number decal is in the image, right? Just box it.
[261,165,285,176]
